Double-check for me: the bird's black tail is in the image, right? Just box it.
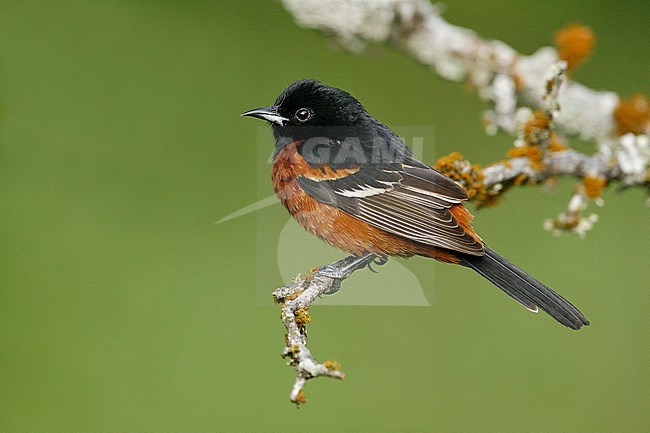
[461,246,589,330]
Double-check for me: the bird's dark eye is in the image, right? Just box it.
[294,108,312,123]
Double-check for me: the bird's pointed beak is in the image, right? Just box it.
[241,106,288,126]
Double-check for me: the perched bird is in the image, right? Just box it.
[242,79,589,330]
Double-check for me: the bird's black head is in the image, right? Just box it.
[241,79,372,145]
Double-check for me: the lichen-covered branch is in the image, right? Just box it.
[282,0,650,235]
[281,0,627,139]
[272,254,378,405]
[432,62,647,235]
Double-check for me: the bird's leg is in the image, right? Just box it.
[319,253,376,279]
[318,253,387,294]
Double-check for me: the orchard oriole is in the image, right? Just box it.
[243,79,589,330]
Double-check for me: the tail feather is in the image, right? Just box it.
[462,246,589,330]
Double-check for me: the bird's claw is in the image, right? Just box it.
[368,254,388,272]
[318,253,388,293]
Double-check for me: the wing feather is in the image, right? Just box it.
[296,163,484,255]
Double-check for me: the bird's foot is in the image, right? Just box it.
[367,254,388,273]
[319,253,388,294]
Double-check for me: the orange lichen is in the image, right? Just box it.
[504,110,554,170]
[513,174,529,186]
[305,266,321,282]
[283,343,301,366]
[523,110,551,146]
[294,390,307,405]
[512,72,524,91]
[481,114,492,129]
[508,56,525,91]
[324,359,341,372]
[529,110,551,130]
[613,94,650,136]
[548,215,581,230]
[549,133,568,152]
[434,152,486,200]
[583,176,606,199]
[545,78,555,96]
[274,288,303,304]
[434,151,465,172]
[285,290,302,302]
[554,24,595,72]
[294,307,311,327]
[506,145,544,171]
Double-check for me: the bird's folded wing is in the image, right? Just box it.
[297,162,484,255]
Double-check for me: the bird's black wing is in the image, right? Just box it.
[297,161,484,255]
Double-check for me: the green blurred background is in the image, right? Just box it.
[1,1,648,432]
